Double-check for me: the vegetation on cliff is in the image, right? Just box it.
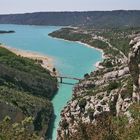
[0,116,41,140]
[0,46,58,139]
[0,47,57,99]
[68,104,140,140]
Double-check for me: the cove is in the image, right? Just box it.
[0,24,102,140]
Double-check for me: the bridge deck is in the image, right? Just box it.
[56,76,82,81]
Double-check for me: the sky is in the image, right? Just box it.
[0,0,140,14]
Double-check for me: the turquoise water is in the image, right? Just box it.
[0,24,102,139]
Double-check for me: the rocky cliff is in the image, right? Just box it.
[57,34,140,140]
[129,34,140,102]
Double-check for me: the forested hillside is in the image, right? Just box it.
[0,46,58,139]
[0,10,140,28]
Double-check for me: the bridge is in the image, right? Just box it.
[56,76,82,83]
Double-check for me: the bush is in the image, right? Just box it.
[84,73,90,79]
[87,108,95,121]
[107,81,120,92]
[102,59,113,68]
[79,98,87,112]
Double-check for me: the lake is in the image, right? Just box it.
[0,24,102,140]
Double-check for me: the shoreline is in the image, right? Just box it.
[50,35,106,69]
[1,45,56,74]
[76,41,106,69]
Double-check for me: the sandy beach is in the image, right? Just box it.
[1,45,56,73]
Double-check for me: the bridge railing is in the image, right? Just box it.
[56,76,82,83]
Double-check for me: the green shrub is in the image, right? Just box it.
[79,98,87,112]
[107,81,120,92]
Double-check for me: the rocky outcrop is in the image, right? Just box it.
[57,63,133,139]
[57,34,140,140]
[128,34,140,102]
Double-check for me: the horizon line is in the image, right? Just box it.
[1,9,140,15]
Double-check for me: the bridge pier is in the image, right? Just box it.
[60,77,62,83]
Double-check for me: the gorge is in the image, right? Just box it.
[0,24,102,139]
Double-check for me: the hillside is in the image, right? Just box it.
[49,27,140,140]
[0,46,58,139]
[0,10,140,28]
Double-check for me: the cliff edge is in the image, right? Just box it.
[57,33,140,140]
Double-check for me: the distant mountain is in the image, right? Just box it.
[0,10,140,28]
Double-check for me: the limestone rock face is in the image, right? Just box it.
[57,34,140,140]
[128,34,140,102]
